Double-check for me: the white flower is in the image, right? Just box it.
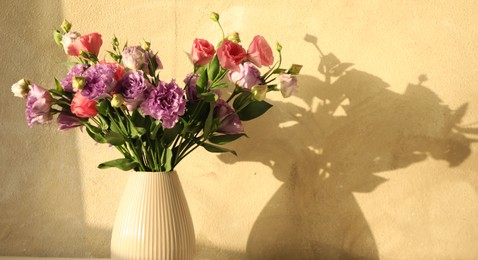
[122,46,146,70]
[11,79,30,98]
[61,31,81,54]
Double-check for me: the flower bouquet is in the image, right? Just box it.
[11,13,301,259]
[12,13,301,173]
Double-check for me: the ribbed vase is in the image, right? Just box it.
[111,171,195,260]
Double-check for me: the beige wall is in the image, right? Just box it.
[1,1,478,259]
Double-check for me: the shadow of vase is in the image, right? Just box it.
[219,51,476,259]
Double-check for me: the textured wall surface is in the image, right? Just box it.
[1,1,478,259]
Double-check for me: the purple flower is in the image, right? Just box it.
[214,99,243,134]
[82,63,116,100]
[141,80,186,128]
[116,70,148,111]
[228,62,261,90]
[25,84,53,127]
[61,64,88,92]
[57,112,82,131]
[183,73,200,101]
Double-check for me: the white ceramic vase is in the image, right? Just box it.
[111,171,195,260]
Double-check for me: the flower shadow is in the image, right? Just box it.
[218,42,477,259]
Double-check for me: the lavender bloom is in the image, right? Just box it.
[116,70,148,111]
[82,63,116,100]
[183,73,200,101]
[122,46,145,70]
[25,84,53,127]
[214,99,243,134]
[61,64,88,92]
[141,80,186,128]
[57,112,82,131]
[228,62,261,90]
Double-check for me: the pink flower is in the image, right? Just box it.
[278,74,298,98]
[65,32,103,57]
[217,40,247,72]
[191,39,215,66]
[247,35,274,68]
[228,62,261,89]
[71,91,98,118]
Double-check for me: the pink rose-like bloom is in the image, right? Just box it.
[25,84,53,127]
[65,32,103,57]
[191,38,215,66]
[71,91,98,118]
[247,35,274,68]
[214,99,243,135]
[278,74,298,98]
[228,62,261,90]
[217,40,247,72]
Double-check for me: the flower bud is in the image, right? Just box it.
[141,40,151,51]
[210,12,220,22]
[276,42,282,52]
[251,85,268,101]
[61,19,72,33]
[72,76,87,91]
[227,32,241,43]
[111,93,124,107]
[112,35,119,47]
[11,79,30,98]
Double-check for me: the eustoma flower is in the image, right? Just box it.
[25,84,53,127]
[278,74,298,98]
[61,64,88,92]
[183,73,200,101]
[70,91,98,118]
[57,112,82,131]
[217,40,247,71]
[81,63,116,100]
[63,32,103,56]
[227,62,261,89]
[247,35,274,68]
[141,80,186,129]
[214,99,243,135]
[191,38,215,66]
[116,70,148,111]
[122,46,146,70]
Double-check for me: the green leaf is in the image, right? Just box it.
[272,68,287,74]
[203,102,215,138]
[96,99,109,116]
[85,125,107,143]
[97,114,110,130]
[162,123,182,147]
[233,92,253,111]
[201,142,237,156]
[237,101,273,121]
[210,82,230,89]
[196,69,208,93]
[53,30,62,46]
[287,64,303,75]
[150,120,162,140]
[209,134,246,145]
[54,78,64,93]
[201,92,218,103]
[98,158,138,171]
[162,148,173,172]
[49,89,65,97]
[207,55,220,81]
[105,132,125,146]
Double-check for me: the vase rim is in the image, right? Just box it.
[130,170,177,174]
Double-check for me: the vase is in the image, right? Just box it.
[111,171,195,260]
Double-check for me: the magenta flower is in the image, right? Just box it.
[57,112,82,131]
[141,80,186,128]
[82,63,116,100]
[25,84,53,127]
[228,62,261,90]
[61,64,88,92]
[116,70,148,111]
[214,99,243,134]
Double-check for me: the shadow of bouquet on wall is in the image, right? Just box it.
[218,35,477,259]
